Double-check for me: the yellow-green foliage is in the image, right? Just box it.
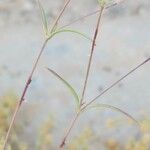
[105,138,120,150]
[0,92,28,150]
[0,138,11,150]
[0,92,55,150]
[68,127,94,150]
[125,119,150,150]
[37,117,54,150]
[1,92,150,150]
[0,93,16,134]
[68,118,150,150]
[104,118,150,150]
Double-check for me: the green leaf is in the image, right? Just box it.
[48,29,93,42]
[37,0,48,36]
[47,68,80,107]
[89,104,140,126]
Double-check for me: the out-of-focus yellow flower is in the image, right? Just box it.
[68,127,94,150]
[140,120,150,133]
[105,139,120,150]
[106,118,116,129]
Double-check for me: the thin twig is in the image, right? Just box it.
[80,7,104,107]
[2,39,48,150]
[50,0,71,33]
[59,57,150,149]
[3,0,72,148]
[59,112,80,149]
[59,6,105,149]
[60,2,118,29]
[82,58,150,111]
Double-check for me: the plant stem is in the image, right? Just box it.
[2,101,21,150]
[3,0,72,148]
[60,2,117,29]
[82,58,150,111]
[80,7,104,107]
[59,111,80,149]
[59,6,104,149]
[50,0,71,33]
[2,39,48,150]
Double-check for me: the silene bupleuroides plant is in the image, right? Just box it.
[2,0,150,149]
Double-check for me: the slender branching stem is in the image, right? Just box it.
[2,39,48,150]
[59,6,104,149]
[50,0,71,33]
[60,2,117,29]
[4,0,148,149]
[58,0,149,149]
[59,57,150,149]
[59,111,81,149]
[60,9,101,29]
[80,7,104,107]
[81,58,150,111]
[3,0,72,148]
[59,9,150,147]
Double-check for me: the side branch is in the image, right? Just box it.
[50,0,71,32]
[80,7,104,106]
[60,2,119,29]
[82,58,150,110]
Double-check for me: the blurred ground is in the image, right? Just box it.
[0,0,150,149]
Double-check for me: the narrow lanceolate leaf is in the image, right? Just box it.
[89,104,139,126]
[37,0,48,36]
[48,29,93,43]
[47,68,80,107]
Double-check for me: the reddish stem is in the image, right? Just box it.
[3,0,72,148]
[82,58,150,111]
[80,7,104,106]
[59,112,80,149]
[2,39,48,150]
[59,6,104,149]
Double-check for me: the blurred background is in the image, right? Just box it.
[0,0,150,149]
